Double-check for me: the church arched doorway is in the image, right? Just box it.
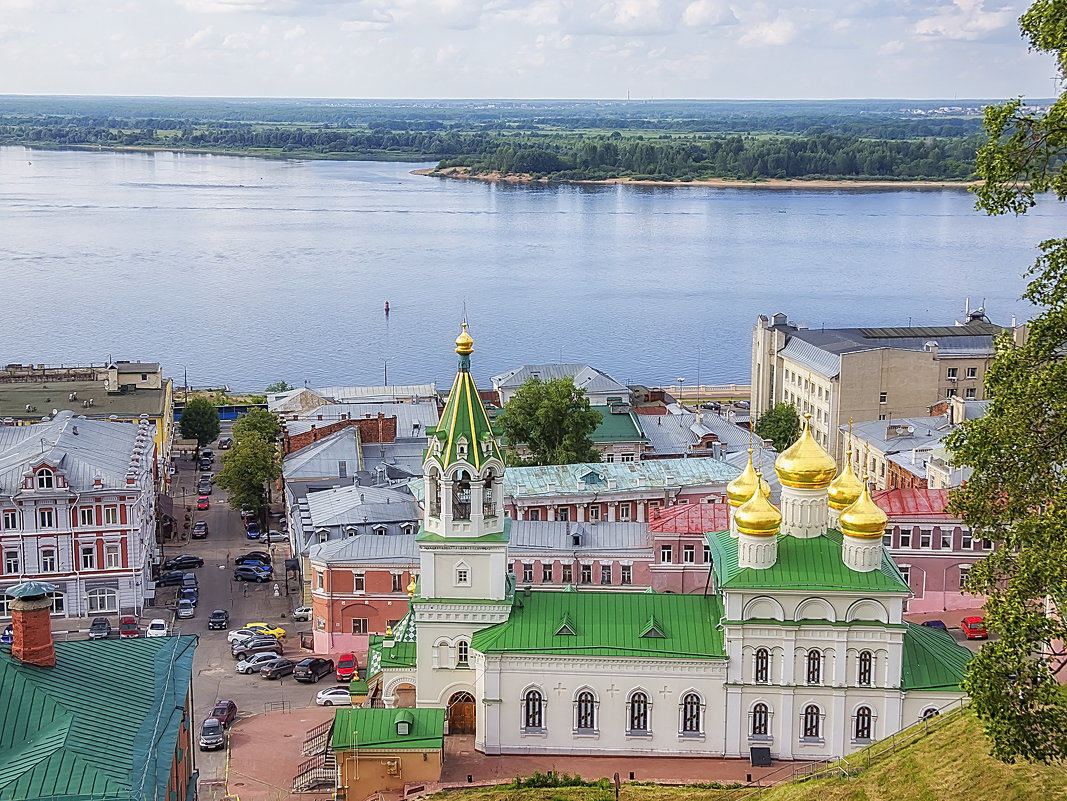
[447,691,476,734]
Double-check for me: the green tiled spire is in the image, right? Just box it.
[428,323,502,471]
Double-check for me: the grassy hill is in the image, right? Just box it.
[427,713,1067,801]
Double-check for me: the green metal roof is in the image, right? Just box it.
[429,364,501,472]
[589,406,644,443]
[900,622,972,691]
[706,528,911,594]
[0,636,196,801]
[331,708,445,751]
[471,590,726,659]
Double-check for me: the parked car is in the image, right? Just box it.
[156,570,185,587]
[335,653,357,682]
[177,599,196,619]
[292,605,313,622]
[146,619,169,638]
[201,449,214,461]
[295,657,335,683]
[244,622,286,639]
[208,609,230,630]
[118,616,140,638]
[235,651,279,674]
[162,554,204,570]
[179,587,199,606]
[197,481,212,496]
[0,625,12,645]
[218,437,232,449]
[197,495,209,510]
[210,700,238,726]
[244,523,261,540]
[87,617,112,640]
[231,637,282,660]
[921,620,948,631]
[199,458,212,471]
[201,472,215,483]
[199,718,225,751]
[316,686,354,707]
[228,627,270,644]
[260,657,296,679]
[235,551,271,566]
[241,509,257,524]
[961,616,988,639]
[262,529,287,543]
[233,565,271,583]
[191,520,209,539]
[182,572,199,589]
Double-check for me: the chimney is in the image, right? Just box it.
[9,581,57,667]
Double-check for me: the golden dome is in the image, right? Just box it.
[827,453,864,511]
[774,415,837,489]
[735,476,782,537]
[455,323,474,355]
[727,451,765,506]
[839,485,888,539]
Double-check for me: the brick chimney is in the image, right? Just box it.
[8,581,57,668]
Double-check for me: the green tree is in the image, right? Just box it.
[265,380,294,393]
[233,408,282,444]
[215,431,281,517]
[753,403,800,452]
[945,0,1067,764]
[179,397,220,447]
[498,377,603,466]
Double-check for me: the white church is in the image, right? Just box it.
[365,326,970,759]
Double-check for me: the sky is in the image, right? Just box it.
[0,0,1057,100]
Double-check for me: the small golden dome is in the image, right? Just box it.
[455,322,473,355]
[839,485,888,539]
[735,476,782,537]
[727,451,762,506]
[827,454,864,511]
[775,415,837,489]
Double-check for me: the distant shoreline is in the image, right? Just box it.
[412,167,977,191]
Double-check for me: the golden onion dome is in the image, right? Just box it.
[735,476,782,537]
[827,454,864,511]
[774,415,837,489]
[839,485,888,539]
[455,322,474,355]
[727,451,762,506]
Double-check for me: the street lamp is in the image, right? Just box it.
[175,363,189,402]
[381,356,396,387]
[677,377,686,409]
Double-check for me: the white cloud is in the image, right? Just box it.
[283,23,305,39]
[682,0,736,28]
[739,14,796,47]
[879,39,904,55]
[184,26,216,47]
[590,0,675,35]
[915,0,1015,41]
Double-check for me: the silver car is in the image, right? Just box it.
[235,651,279,674]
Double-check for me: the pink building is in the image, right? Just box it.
[648,503,730,593]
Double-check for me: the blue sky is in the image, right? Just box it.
[0,0,1056,99]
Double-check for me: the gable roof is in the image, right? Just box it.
[304,484,419,528]
[491,364,629,396]
[0,636,196,801]
[282,426,362,479]
[331,708,444,751]
[470,590,725,659]
[504,458,739,497]
[873,488,954,519]
[649,503,730,534]
[900,622,972,690]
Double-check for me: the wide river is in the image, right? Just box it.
[1,146,1063,392]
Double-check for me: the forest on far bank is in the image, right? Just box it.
[0,96,992,181]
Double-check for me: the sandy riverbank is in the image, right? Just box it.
[412,167,976,191]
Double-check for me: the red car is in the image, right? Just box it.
[210,700,238,727]
[119,615,140,638]
[336,653,358,682]
[197,495,209,510]
[961,616,988,639]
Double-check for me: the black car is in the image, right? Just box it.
[260,657,295,679]
[191,521,209,540]
[156,570,186,587]
[294,657,335,683]
[88,617,112,640]
[197,482,212,496]
[234,551,271,566]
[218,437,232,449]
[162,555,204,571]
[208,609,230,630]
[233,565,272,583]
[231,636,282,660]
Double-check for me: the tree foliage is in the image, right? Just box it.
[753,403,801,452]
[945,0,1067,764]
[178,397,220,447]
[498,378,603,466]
[215,431,281,513]
[265,381,294,393]
[233,408,282,444]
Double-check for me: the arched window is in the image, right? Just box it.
[681,693,702,734]
[429,470,441,517]
[803,705,821,739]
[453,471,471,520]
[86,587,117,614]
[858,650,873,687]
[36,469,54,489]
[524,689,544,730]
[576,691,596,732]
[628,692,649,732]
[754,648,770,683]
[457,639,469,666]
[921,707,940,721]
[806,650,822,685]
[483,475,495,518]
[854,706,873,741]
[751,703,769,737]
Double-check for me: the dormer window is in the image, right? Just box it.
[397,721,410,735]
[373,525,387,536]
[36,469,54,490]
[456,435,469,460]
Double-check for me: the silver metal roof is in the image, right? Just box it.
[508,521,650,554]
[503,457,739,497]
[779,338,841,378]
[283,402,439,438]
[844,415,951,454]
[310,532,419,565]
[305,484,420,528]
[283,427,362,479]
[491,364,628,395]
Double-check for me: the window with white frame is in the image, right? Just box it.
[352,618,368,634]
[703,544,711,563]
[103,506,118,525]
[854,706,873,741]
[522,563,533,583]
[79,507,94,526]
[80,546,95,569]
[618,503,632,521]
[628,691,650,733]
[806,650,822,684]
[755,648,770,683]
[802,705,822,739]
[580,563,592,584]
[557,507,570,522]
[920,529,932,548]
[683,544,695,563]
[36,469,54,489]
[899,565,911,586]
[965,387,977,399]
[562,564,573,583]
[966,367,978,379]
[959,565,970,590]
[947,367,958,379]
[39,508,54,528]
[316,571,324,590]
[105,544,121,569]
[47,591,64,615]
[604,454,614,463]
[575,691,597,732]
[589,505,600,522]
[882,531,892,546]
[86,587,117,613]
[751,703,770,737]
[962,531,973,549]
[661,545,673,564]
[527,509,540,521]
[1,511,14,530]
[40,548,56,572]
[620,564,632,585]
[900,529,911,548]
[392,573,404,593]
[524,689,544,731]
[858,650,873,687]
[352,571,365,591]
[455,563,470,586]
[4,550,19,574]
[542,563,553,582]
[681,693,702,734]
[940,530,952,549]
[620,453,635,463]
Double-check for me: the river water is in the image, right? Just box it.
[1,145,1063,391]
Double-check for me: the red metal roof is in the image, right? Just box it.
[632,406,669,415]
[649,502,730,533]
[872,488,954,519]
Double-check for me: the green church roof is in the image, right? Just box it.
[706,528,910,594]
[331,708,445,751]
[901,622,972,691]
[471,590,726,659]
[0,636,196,801]
[428,339,501,472]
